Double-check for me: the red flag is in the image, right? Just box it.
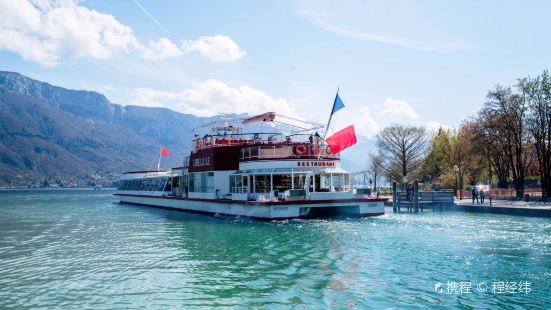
[326,125,357,154]
[160,147,172,157]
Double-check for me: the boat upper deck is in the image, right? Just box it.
[183,112,339,169]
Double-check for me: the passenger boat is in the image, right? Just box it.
[114,110,386,220]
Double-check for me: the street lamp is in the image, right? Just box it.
[453,165,460,200]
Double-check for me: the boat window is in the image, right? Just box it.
[205,173,213,192]
[230,175,248,193]
[293,174,307,190]
[171,176,179,189]
[344,174,350,191]
[331,174,343,192]
[254,175,271,193]
[189,172,214,193]
[272,174,292,192]
[189,174,195,191]
[164,178,172,191]
[315,174,331,192]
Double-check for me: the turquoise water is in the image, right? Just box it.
[0,190,549,309]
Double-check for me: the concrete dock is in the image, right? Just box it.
[454,199,551,217]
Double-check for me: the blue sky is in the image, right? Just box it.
[2,0,551,140]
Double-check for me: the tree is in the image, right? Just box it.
[519,70,551,200]
[467,119,510,188]
[376,124,428,187]
[481,85,529,199]
[366,152,384,190]
[422,126,477,193]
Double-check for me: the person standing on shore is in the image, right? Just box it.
[471,187,479,204]
[480,189,485,204]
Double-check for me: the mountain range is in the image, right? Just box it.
[0,71,366,187]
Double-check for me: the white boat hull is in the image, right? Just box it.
[115,193,385,220]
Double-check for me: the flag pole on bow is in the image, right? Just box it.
[158,147,172,170]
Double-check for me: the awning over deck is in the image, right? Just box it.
[231,167,347,175]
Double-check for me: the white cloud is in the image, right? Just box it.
[353,106,380,139]
[183,35,245,62]
[298,8,475,52]
[382,97,418,120]
[141,38,183,60]
[130,79,296,117]
[0,0,182,66]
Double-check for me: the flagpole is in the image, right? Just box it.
[157,147,161,171]
[323,87,340,140]
[317,87,340,161]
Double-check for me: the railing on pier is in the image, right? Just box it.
[457,188,542,200]
[394,187,454,212]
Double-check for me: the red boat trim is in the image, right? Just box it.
[118,200,384,221]
[239,157,338,162]
[113,193,388,205]
[118,200,299,221]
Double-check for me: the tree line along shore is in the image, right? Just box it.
[367,69,551,202]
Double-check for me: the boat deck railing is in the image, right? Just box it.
[192,133,321,151]
[231,186,248,193]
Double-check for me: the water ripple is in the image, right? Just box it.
[0,190,550,309]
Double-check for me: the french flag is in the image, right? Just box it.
[325,93,357,154]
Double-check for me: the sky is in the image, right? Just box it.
[1,0,551,141]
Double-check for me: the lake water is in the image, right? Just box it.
[0,190,550,309]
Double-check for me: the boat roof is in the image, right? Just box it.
[121,170,171,180]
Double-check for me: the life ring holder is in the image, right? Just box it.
[294,144,308,155]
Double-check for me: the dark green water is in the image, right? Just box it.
[0,190,550,309]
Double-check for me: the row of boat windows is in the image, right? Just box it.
[230,173,350,193]
[118,172,349,194]
[118,177,172,192]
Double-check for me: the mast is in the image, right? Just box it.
[317,88,340,161]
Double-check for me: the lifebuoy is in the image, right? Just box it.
[325,146,332,155]
[294,144,307,155]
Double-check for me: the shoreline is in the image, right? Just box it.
[385,199,551,218]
